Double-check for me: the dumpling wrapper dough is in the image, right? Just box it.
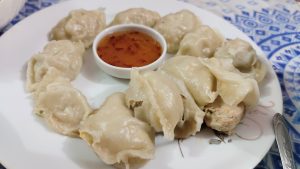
[26,40,85,92]
[177,25,224,58]
[154,9,201,53]
[79,92,155,169]
[32,67,67,99]
[34,79,92,137]
[49,9,106,48]
[125,70,184,140]
[200,57,260,107]
[159,55,217,107]
[158,71,205,138]
[214,38,267,82]
[110,8,160,27]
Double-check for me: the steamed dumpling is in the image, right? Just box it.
[159,55,217,107]
[252,60,267,83]
[34,79,92,137]
[32,67,66,99]
[161,72,205,138]
[50,9,106,48]
[110,8,160,27]
[125,70,184,140]
[214,38,256,69]
[26,40,85,92]
[204,97,245,135]
[214,38,267,82]
[154,10,201,53]
[177,25,224,57]
[200,57,260,107]
[79,92,155,169]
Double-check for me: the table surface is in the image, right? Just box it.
[0,0,299,169]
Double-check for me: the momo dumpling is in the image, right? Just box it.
[50,9,106,48]
[204,97,245,135]
[214,38,256,69]
[26,40,85,92]
[177,25,224,57]
[125,70,184,140]
[200,57,260,107]
[154,10,201,53]
[110,8,160,27]
[159,55,217,107]
[34,79,92,137]
[160,72,205,138]
[79,92,155,169]
[32,67,67,99]
[214,38,267,82]
[251,60,267,83]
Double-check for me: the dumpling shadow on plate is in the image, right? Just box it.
[143,136,176,169]
[182,127,215,157]
[81,49,109,83]
[27,94,60,135]
[32,110,64,136]
[20,62,28,91]
[257,66,273,98]
[62,138,110,169]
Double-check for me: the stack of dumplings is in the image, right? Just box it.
[125,70,205,140]
[26,40,85,92]
[25,7,268,169]
[27,8,107,136]
[159,55,218,107]
[26,38,91,136]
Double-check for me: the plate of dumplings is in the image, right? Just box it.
[0,0,283,169]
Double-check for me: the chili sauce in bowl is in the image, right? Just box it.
[93,24,167,79]
[97,30,162,68]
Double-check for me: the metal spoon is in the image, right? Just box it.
[272,113,296,169]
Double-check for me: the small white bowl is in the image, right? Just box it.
[92,24,167,79]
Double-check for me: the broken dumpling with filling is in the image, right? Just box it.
[204,97,245,135]
[199,57,260,134]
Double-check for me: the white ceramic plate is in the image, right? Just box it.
[0,0,25,28]
[0,0,283,169]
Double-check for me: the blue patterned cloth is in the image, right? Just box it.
[0,0,299,169]
[0,0,59,35]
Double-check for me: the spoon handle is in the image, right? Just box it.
[273,113,296,169]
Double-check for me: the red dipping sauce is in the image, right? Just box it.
[97,30,162,68]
